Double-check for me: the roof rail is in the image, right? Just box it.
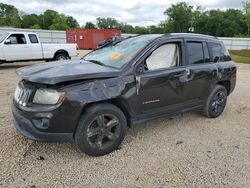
[165,33,217,39]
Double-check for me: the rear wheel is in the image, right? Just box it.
[75,103,127,156]
[203,85,227,118]
[54,53,68,61]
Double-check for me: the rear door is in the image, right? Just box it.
[3,33,31,61]
[181,40,218,102]
[28,34,43,59]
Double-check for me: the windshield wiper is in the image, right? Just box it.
[86,59,105,66]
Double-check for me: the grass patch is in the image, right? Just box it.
[229,50,250,63]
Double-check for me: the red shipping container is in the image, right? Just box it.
[66,29,121,50]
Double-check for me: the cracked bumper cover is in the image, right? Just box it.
[12,104,73,142]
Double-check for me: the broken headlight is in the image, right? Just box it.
[33,89,65,105]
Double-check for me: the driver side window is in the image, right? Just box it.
[146,43,180,71]
[7,34,26,44]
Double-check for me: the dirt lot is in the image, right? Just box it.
[0,54,250,187]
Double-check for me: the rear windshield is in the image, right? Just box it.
[83,35,161,69]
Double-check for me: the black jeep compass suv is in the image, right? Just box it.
[12,33,236,156]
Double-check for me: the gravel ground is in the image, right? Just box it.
[0,54,250,187]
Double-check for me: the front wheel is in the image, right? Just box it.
[203,85,228,118]
[75,103,127,156]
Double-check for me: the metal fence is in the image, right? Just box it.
[122,34,250,50]
[0,27,66,43]
[1,28,250,49]
[218,37,250,50]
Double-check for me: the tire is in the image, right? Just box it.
[203,85,228,118]
[75,103,127,156]
[54,53,68,61]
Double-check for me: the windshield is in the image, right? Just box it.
[83,35,162,69]
[0,33,9,43]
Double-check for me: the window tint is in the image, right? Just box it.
[7,34,26,44]
[203,43,210,63]
[209,42,231,62]
[146,43,180,71]
[28,34,39,43]
[187,42,204,64]
[209,43,221,62]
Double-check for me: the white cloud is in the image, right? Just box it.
[0,0,243,26]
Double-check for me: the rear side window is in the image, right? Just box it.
[208,42,231,62]
[187,42,204,64]
[28,34,39,43]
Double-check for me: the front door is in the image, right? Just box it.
[3,33,31,61]
[136,41,188,116]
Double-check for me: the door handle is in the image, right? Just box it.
[24,46,29,48]
[185,68,191,76]
[173,72,185,78]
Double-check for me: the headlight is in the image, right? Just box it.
[33,89,65,105]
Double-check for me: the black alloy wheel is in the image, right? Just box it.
[86,114,121,150]
[75,103,127,156]
[203,85,227,118]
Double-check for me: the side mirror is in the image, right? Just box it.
[214,56,220,63]
[136,64,145,75]
[4,39,11,45]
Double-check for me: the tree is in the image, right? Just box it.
[96,17,120,29]
[164,2,193,33]
[84,21,96,29]
[243,1,250,37]
[49,14,68,30]
[42,9,58,29]
[0,3,21,27]
[30,24,41,29]
[118,22,134,33]
[223,9,246,37]
[133,26,149,34]
[21,14,41,28]
[148,25,165,34]
[66,16,79,28]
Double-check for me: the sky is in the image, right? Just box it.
[0,0,244,26]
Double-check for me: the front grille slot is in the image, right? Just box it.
[14,86,31,107]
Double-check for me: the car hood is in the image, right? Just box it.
[16,60,120,85]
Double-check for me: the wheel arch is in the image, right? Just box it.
[53,49,69,59]
[216,80,231,95]
[80,99,132,127]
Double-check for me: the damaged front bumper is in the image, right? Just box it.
[11,100,83,142]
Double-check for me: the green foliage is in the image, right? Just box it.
[96,17,120,29]
[164,2,193,33]
[0,3,21,27]
[119,23,134,33]
[84,22,96,29]
[0,3,80,31]
[21,14,40,28]
[243,1,250,37]
[0,1,250,37]
[164,2,250,37]
[30,24,41,29]
[66,16,79,28]
[49,14,68,30]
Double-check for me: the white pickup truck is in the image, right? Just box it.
[0,32,78,63]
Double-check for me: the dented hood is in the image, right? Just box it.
[16,60,120,85]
